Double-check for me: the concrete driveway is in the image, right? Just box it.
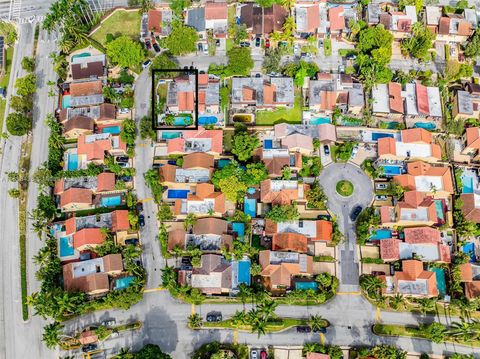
[318,163,374,292]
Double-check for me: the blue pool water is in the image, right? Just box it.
[463,176,474,194]
[237,260,251,286]
[247,187,256,195]
[383,121,400,129]
[434,200,445,221]
[264,139,273,149]
[167,189,189,199]
[296,281,318,290]
[232,222,245,238]
[382,165,402,176]
[430,267,446,296]
[310,117,331,125]
[174,116,192,126]
[370,229,392,240]
[463,242,476,262]
[244,198,257,218]
[372,133,394,141]
[218,159,231,169]
[198,116,217,125]
[59,236,74,257]
[67,153,78,171]
[62,95,71,109]
[162,131,182,140]
[115,276,134,290]
[102,126,121,134]
[71,52,91,60]
[414,122,436,130]
[101,196,122,207]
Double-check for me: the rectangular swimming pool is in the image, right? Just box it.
[101,196,122,207]
[198,116,217,125]
[67,153,78,171]
[429,267,446,296]
[263,139,273,149]
[295,281,318,290]
[232,222,245,237]
[62,95,71,109]
[370,229,392,240]
[310,117,331,125]
[218,159,231,169]
[167,189,189,199]
[244,198,257,218]
[162,131,182,140]
[434,200,445,221]
[372,133,394,141]
[59,236,74,257]
[102,126,121,135]
[414,122,436,130]
[237,260,251,286]
[463,176,474,194]
[115,276,134,290]
[174,116,193,126]
[463,242,476,262]
[382,165,402,176]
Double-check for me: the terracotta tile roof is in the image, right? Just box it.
[388,82,404,113]
[65,217,76,235]
[316,220,332,241]
[329,6,345,31]
[393,161,454,194]
[54,179,65,195]
[320,91,339,111]
[187,183,226,214]
[63,115,95,135]
[460,193,480,223]
[182,152,214,169]
[380,238,401,261]
[70,80,103,97]
[160,163,177,182]
[191,254,232,294]
[111,210,129,232]
[307,354,330,359]
[167,127,223,154]
[465,281,480,300]
[377,137,396,156]
[272,233,308,253]
[96,172,116,192]
[98,103,117,122]
[394,259,438,296]
[439,244,451,263]
[77,134,112,161]
[177,91,195,112]
[404,227,440,244]
[205,2,228,20]
[465,127,480,150]
[260,179,302,205]
[379,13,392,29]
[438,17,450,34]
[416,82,430,115]
[263,83,276,105]
[148,9,162,32]
[78,330,98,345]
[306,5,320,32]
[71,61,104,81]
[63,268,109,294]
[401,128,433,144]
[458,21,472,36]
[262,156,290,177]
[193,217,228,235]
[243,86,256,101]
[198,73,209,86]
[168,228,187,251]
[380,205,395,224]
[103,253,123,272]
[397,18,411,32]
[259,250,313,288]
[60,188,93,208]
[281,134,313,152]
[73,228,105,249]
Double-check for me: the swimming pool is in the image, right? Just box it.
[310,117,331,125]
[67,153,78,171]
[414,122,436,130]
[237,260,251,285]
[381,121,400,129]
[167,189,190,199]
[174,116,193,126]
[247,187,256,195]
[463,176,474,194]
[115,276,134,290]
[372,133,394,141]
[71,52,91,60]
[296,281,318,290]
[370,229,392,240]
[382,165,403,176]
[218,159,231,169]
[430,267,446,296]
[62,95,71,109]
[434,200,445,221]
[59,236,74,257]
[232,222,245,238]
[101,196,122,207]
[102,126,121,135]
[463,242,476,262]
[162,131,182,140]
[244,198,257,218]
[264,139,273,149]
[198,116,217,125]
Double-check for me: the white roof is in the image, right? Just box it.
[425,6,442,26]
[404,83,418,116]
[270,180,299,191]
[372,84,390,113]
[399,207,429,222]
[474,193,480,209]
[277,220,317,239]
[191,272,223,289]
[399,242,440,261]
[414,175,444,192]
[427,87,442,117]
[396,142,432,158]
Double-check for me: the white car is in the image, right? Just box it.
[203,43,209,55]
[293,43,300,56]
[142,60,152,69]
[251,350,258,359]
[350,145,359,159]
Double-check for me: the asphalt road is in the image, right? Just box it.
[318,163,374,291]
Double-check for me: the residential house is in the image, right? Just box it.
[205,2,228,37]
[59,103,117,125]
[186,6,206,34]
[68,80,104,108]
[425,6,443,34]
[274,123,337,143]
[460,193,480,223]
[63,115,95,139]
[453,90,476,121]
[179,254,232,295]
[254,141,302,178]
[62,254,123,295]
[172,183,225,216]
[294,3,322,37]
[403,82,442,129]
[167,217,233,252]
[381,6,417,38]
[377,128,442,162]
[460,127,480,161]
[165,127,223,156]
[72,228,106,251]
[147,8,173,36]
[160,152,214,187]
[70,54,106,81]
[309,73,364,116]
[372,82,405,120]
[393,161,454,198]
[76,133,127,166]
[328,6,345,35]
[459,262,480,300]
[231,76,295,109]
[435,10,476,43]
[64,210,130,236]
[366,3,381,25]
[382,259,439,297]
[239,3,288,36]
[380,190,442,227]
[258,250,314,291]
[167,74,196,114]
[272,233,308,253]
[379,227,451,263]
[197,73,220,114]
[59,188,93,212]
[260,179,308,205]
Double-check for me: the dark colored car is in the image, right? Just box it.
[116,156,129,163]
[136,202,144,212]
[313,326,327,333]
[206,312,222,322]
[152,163,163,169]
[145,40,152,50]
[372,271,386,276]
[323,145,330,155]
[119,175,132,182]
[346,53,357,60]
[125,238,139,246]
[296,325,312,333]
[82,344,98,353]
[153,43,161,52]
[350,206,363,221]
[139,214,145,227]
[240,41,250,47]
[265,38,270,48]
[255,37,261,47]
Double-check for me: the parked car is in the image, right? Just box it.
[206,311,222,322]
[346,53,357,60]
[82,344,98,353]
[313,326,327,333]
[255,37,261,47]
[323,145,330,155]
[375,195,388,201]
[376,183,388,190]
[240,41,250,47]
[294,43,300,56]
[152,163,163,169]
[116,156,129,163]
[139,214,145,227]
[318,39,323,48]
[251,350,258,359]
[136,202,144,212]
[350,206,363,221]
[153,43,161,52]
[101,319,116,327]
[203,43,209,55]
[296,325,312,333]
[145,40,152,50]
[119,176,132,182]
[142,60,152,69]
[110,331,119,338]
[216,39,220,47]
[265,38,270,48]
[372,271,386,276]
[338,65,345,73]
[350,145,359,159]
[117,162,130,168]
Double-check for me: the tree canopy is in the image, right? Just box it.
[160,21,198,56]
[15,74,37,97]
[231,131,260,162]
[401,23,435,61]
[464,30,480,58]
[106,36,145,68]
[265,204,300,223]
[6,112,32,136]
[226,47,254,76]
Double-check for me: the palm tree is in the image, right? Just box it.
[237,283,253,308]
[310,315,325,332]
[447,320,478,342]
[257,299,278,319]
[280,0,296,13]
[33,246,51,266]
[451,298,476,320]
[188,288,205,305]
[161,266,177,289]
[188,313,202,328]
[359,275,385,299]
[231,310,248,326]
[184,213,197,231]
[42,322,63,349]
[249,314,267,338]
[114,347,133,359]
[302,343,319,356]
[417,297,436,315]
[389,293,404,310]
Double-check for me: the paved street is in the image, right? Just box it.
[318,163,374,291]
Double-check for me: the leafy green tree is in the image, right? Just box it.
[21,56,36,72]
[231,131,260,161]
[6,112,32,136]
[255,0,279,7]
[310,315,325,332]
[8,188,20,198]
[106,36,145,68]
[139,116,156,140]
[183,213,197,231]
[416,297,436,314]
[232,24,248,44]
[465,30,480,58]
[282,167,291,180]
[169,0,191,16]
[243,163,268,186]
[157,203,173,222]
[188,313,202,328]
[218,176,247,203]
[423,322,446,343]
[359,274,385,299]
[356,207,380,244]
[226,47,254,76]
[265,204,299,223]
[134,344,172,358]
[399,0,424,12]
[42,322,63,349]
[120,118,137,147]
[370,345,406,359]
[0,20,18,44]
[446,320,479,342]
[263,48,282,73]
[212,161,244,188]
[306,181,327,209]
[401,23,435,61]
[15,74,37,97]
[32,165,54,189]
[160,21,198,56]
[10,95,33,114]
[388,293,404,310]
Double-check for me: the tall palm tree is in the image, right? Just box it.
[310,315,325,332]
[42,322,63,349]
[114,347,133,359]
[447,320,479,342]
[389,293,404,310]
[184,213,197,231]
[237,283,253,308]
[417,297,436,315]
[359,275,385,299]
[188,313,202,328]
[231,310,248,326]
[33,246,51,266]
[250,316,267,338]
[257,299,278,319]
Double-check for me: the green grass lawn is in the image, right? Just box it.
[0,47,14,88]
[223,130,234,153]
[203,317,310,333]
[0,99,6,133]
[336,180,354,196]
[91,10,141,46]
[255,90,303,126]
[324,38,332,57]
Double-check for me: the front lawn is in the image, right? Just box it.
[91,10,141,46]
[0,46,13,88]
[255,90,303,126]
[324,38,332,56]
